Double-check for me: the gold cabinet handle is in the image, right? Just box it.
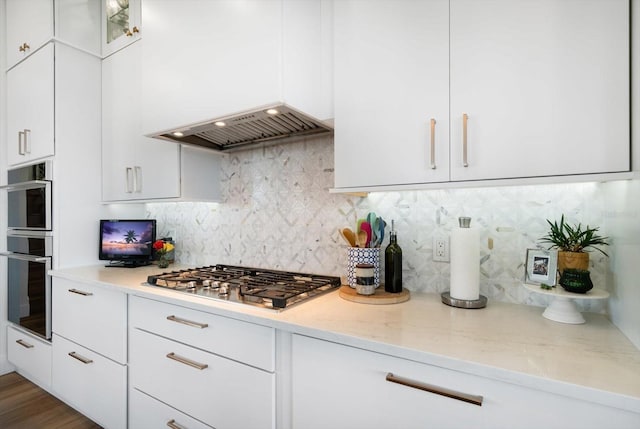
[386,372,483,406]
[166,419,186,429]
[132,26,140,34]
[166,352,208,370]
[429,118,436,169]
[462,113,469,167]
[68,351,93,364]
[68,288,93,296]
[16,339,34,349]
[166,315,209,329]
[19,42,30,52]
[123,28,132,36]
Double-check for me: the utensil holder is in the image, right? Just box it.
[347,247,381,288]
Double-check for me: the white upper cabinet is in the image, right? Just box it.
[5,0,101,69]
[333,0,450,188]
[139,0,333,136]
[449,0,629,181]
[6,43,55,166]
[333,0,630,191]
[102,0,141,57]
[5,0,53,68]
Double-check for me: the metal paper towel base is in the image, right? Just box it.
[441,292,487,309]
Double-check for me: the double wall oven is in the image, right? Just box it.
[1,162,53,340]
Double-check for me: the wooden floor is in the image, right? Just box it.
[0,372,101,429]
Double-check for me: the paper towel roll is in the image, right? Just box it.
[450,226,480,301]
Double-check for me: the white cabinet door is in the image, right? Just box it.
[102,40,181,201]
[292,334,640,429]
[102,0,141,57]
[5,0,53,68]
[7,326,52,390]
[6,43,55,167]
[130,328,275,429]
[333,0,450,189]
[52,334,127,429]
[449,0,629,181]
[52,278,127,364]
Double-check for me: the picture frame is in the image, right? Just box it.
[525,248,558,286]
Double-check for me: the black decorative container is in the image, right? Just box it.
[559,269,593,294]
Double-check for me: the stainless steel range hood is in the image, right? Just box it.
[150,104,333,152]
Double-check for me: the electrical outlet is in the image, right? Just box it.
[433,235,450,262]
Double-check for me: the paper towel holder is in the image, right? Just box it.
[441,291,487,309]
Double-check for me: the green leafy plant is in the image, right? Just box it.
[540,215,609,256]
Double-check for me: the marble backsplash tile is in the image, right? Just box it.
[147,135,610,312]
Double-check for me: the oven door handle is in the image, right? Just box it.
[0,251,49,262]
[0,180,50,191]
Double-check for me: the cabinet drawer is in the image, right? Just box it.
[52,278,127,363]
[7,325,52,390]
[130,388,214,429]
[130,328,274,429]
[292,334,640,429]
[130,295,274,371]
[52,334,126,429]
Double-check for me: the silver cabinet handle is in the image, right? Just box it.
[16,339,34,349]
[126,167,134,193]
[166,419,186,429]
[386,372,483,406]
[134,166,142,193]
[429,118,436,169]
[166,315,208,329]
[18,131,25,155]
[166,352,208,370]
[23,129,31,154]
[0,252,49,263]
[68,288,93,296]
[462,113,469,167]
[68,351,93,364]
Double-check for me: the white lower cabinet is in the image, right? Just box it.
[7,325,52,390]
[130,388,214,429]
[291,334,640,429]
[129,296,276,429]
[52,334,127,429]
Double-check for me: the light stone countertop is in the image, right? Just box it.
[50,264,640,414]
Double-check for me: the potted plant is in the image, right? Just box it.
[539,215,609,275]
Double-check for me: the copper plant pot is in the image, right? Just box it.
[557,251,589,275]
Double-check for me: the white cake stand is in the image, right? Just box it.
[523,283,609,324]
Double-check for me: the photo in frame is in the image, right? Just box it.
[525,248,558,286]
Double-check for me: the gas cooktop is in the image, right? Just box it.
[145,264,342,310]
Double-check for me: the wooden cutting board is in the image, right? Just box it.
[339,285,410,304]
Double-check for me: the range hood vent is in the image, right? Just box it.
[152,104,333,152]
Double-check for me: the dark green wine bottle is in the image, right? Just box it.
[385,220,402,293]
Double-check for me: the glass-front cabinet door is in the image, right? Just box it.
[103,0,141,57]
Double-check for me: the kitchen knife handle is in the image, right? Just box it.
[16,339,34,349]
[166,315,209,329]
[386,372,483,406]
[166,352,208,370]
[429,118,436,169]
[462,113,469,167]
[68,351,93,365]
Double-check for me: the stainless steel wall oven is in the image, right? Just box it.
[1,161,53,340]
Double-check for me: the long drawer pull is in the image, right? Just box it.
[68,288,93,296]
[166,352,208,370]
[16,339,34,349]
[386,372,483,406]
[429,118,436,169]
[68,352,93,364]
[166,315,208,329]
[462,113,469,167]
[166,419,186,429]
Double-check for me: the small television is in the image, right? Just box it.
[99,219,157,267]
